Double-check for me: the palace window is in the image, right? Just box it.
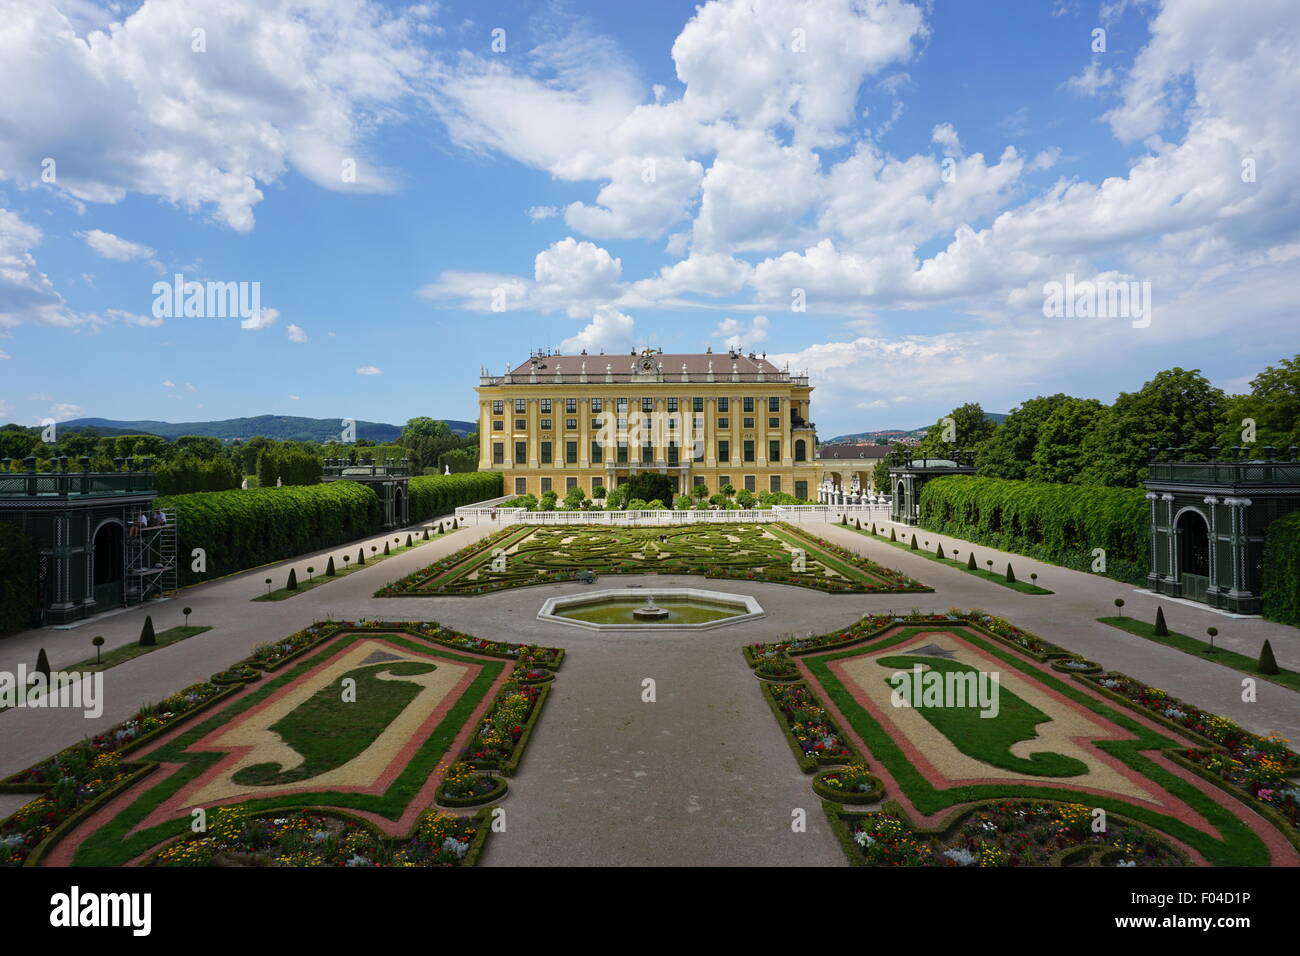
[515,419,527,430]
[642,397,654,412]
[667,443,679,467]
[514,441,527,463]
[769,417,779,428]
[693,397,704,412]
[591,441,604,464]
[743,417,754,428]
[566,477,578,490]
[617,442,629,464]
[768,397,780,412]
[566,441,578,464]
[540,441,552,464]
[540,399,552,414]
[492,443,504,465]
[717,397,729,412]
[515,399,526,413]
[540,477,552,493]
[769,475,781,493]
[718,417,729,428]
[566,418,577,430]
[515,477,526,494]
[591,398,603,413]
[565,398,577,413]
[492,400,503,414]
[743,440,755,462]
[744,475,756,492]
[743,397,754,412]
[769,440,781,462]
[717,440,730,462]
[492,420,503,431]
[667,397,678,412]
[641,442,654,464]
[540,419,552,430]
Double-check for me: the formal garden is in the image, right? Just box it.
[376,523,932,596]
[0,621,560,867]
[748,610,1300,867]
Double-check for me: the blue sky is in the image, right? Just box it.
[1,0,1297,438]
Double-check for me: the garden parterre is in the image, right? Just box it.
[377,523,931,596]
[0,621,559,867]
[749,610,1300,867]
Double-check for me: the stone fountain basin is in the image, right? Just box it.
[537,588,765,631]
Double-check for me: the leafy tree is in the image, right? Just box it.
[976,394,1074,480]
[1214,354,1300,452]
[692,483,709,499]
[736,488,755,508]
[675,494,693,510]
[563,484,585,510]
[1025,398,1108,484]
[917,402,998,458]
[1078,368,1227,487]
[172,435,224,460]
[720,483,736,496]
[626,472,674,506]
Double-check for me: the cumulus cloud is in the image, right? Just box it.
[0,208,89,329]
[713,315,770,352]
[286,323,307,343]
[241,307,279,330]
[77,229,155,262]
[559,308,637,354]
[356,365,382,375]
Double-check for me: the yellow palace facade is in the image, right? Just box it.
[476,349,819,501]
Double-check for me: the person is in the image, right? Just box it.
[154,509,167,527]
[137,512,150,534]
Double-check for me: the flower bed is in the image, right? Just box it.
[764,682,857,772]
[435,762,508,808]
[460,681,544,774]
[834,801,1185,867]
[151,806,485,867]
[1089,672,1300,834]
[812,762,883,804]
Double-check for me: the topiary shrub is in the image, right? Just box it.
[1258,639,1280,675]
[357,547,365,565]
[438,522,445,534]
[855,518,861,529]
[1005,563,1016,583]
[890,528,897,542]
[422,528,429,540]
[966,551,976,570]
[286,568,298,590]
[406,534,413,547]
[452,518,458,530]
[936,543,945,559]
[384,541,391,556]
[841,515,848,525]
[35,647,51,688]
[326,556,336,577]
[139,614,156,647]
[1154,606,1168,636]
[909,534,918,550]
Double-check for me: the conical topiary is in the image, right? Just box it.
[1259,640,1280,675]
[406,534,413,547]
[1005,563,1016,583]
[1154,606,1168,636]
[855,518,861,529]
[890,528,897,542]
[870,523,876,535]
[326,556,336,577]
[35,647,51,686]
[841,514,848,525]
[139,614,156,647]
[384,541,391,556]
[438,522,444,534]
[422,528,429,540]
[967,551,976,570]
[452,518,458,529]
[936,543,945,560]
[909,534,918,550]
[357,547,365,565]
[287,568,298,590]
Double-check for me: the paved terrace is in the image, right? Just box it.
[0,512,1296,865]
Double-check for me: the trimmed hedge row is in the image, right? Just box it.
[917,475,1148,584]
[0,521,38,636]
[157,482,382,586]
[1262,510,1300,625]
[407,471,502,522]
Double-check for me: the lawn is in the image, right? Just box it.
[841,522,1053,594]
[1097,616,1300,693]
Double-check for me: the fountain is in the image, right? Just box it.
[632,595,670,621]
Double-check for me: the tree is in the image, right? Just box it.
[326,556,336,577]
[563,484,585,510]
[1078,368,1227,487]
[1214,354,1300,452]
[917,403,998,458]
[692,483,708,499]
[172,435,224,460]
[1025,398,1108,484]
[626,472,674,507]
[720,483,736,496]
[977,394,1074,480]
[736,488,755,508]
[35,647,51,687]
[675,494,693,510]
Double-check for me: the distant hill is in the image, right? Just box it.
[58,415,476,443]
[827,412,1007,445]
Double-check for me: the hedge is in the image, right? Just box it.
[1262,510,1300,625]
[0,521,38,636]
[917,475,1148,584]
[407,471,502,522]
[157,482,382,586]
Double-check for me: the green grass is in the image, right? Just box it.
[841,523,1053,594]
[233,660,438,786]
[253,535,442,601]
[1097,616,1300,693]
[875,654,1088,776]
[72,631,503,866]
[801,625,1272,866]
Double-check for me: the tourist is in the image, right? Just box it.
[154,509,167,527]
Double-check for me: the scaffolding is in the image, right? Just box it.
[125,506,178,603]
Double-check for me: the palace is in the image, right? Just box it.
[475,348,819,500]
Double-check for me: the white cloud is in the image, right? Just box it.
[0,0,430,231]
[49,402,82,420]
[713,315,770,352]
[288,394,300,401]
[241,307,280,330]
[107,308,163,327]
[526,205,559,221]
[931,123,961,155]
[77,229,155,262]
[184,382,196,392]
[286,323,307,343]
[356,365,382,375]
[559,308,637,354]
[0,349,9,359]
[1065,60,1117,97]
[162,380,175,388]
[0,208,89,329]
